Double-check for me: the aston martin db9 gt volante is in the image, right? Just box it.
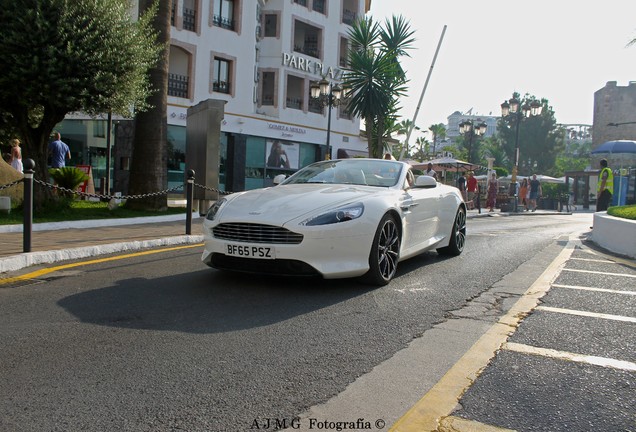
[202,158,466,285]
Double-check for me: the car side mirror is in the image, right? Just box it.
[414,175,437,188]
[273,174,286,185]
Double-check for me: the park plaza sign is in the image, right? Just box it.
[281,53,344,80]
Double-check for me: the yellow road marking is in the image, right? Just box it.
[390,237,575,432]
[0,243,203,285]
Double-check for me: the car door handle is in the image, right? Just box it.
[400,202,419,211]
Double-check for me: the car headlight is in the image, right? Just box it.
[301,202,364,226]
[206,198,227,221]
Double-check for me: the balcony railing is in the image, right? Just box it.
[286,97,303,110]
[261,95,274,106]
[213,14,235,30]
[183,8,196,32]
[308,98,323,114]
[294,45,320,59]
[168,73,189,98]
[213,80,231,94]
[343,9,357,25]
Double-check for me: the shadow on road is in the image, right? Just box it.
[57,269,377,334]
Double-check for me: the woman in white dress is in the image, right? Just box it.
[10,138,23,173]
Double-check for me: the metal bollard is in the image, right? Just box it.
[185,169,195,235]
[22,159,35,253]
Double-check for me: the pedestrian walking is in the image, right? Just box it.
[457,172,467,201]
[486,172,498,212]
[528,174,542,212]
[425,163,437,180]
[596,158,613,212]
[48,131,71,168]
[467,171,478,210]
[519,178,529,211]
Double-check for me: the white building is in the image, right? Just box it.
[56,0,371,194]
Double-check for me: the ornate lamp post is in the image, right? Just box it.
[458,119,487,163]
[310,78,348,160]
[501,97,542,211]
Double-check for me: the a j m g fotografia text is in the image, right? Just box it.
[250,417,386,430]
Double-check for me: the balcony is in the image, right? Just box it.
[286,97,303,110]
[343,9,357,25]
[168,73,189,98]
[213,80,232,94]
[213,14,235,30]
[183,8,196,32]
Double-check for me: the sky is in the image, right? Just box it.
[368,0,636,136]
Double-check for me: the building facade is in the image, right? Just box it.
[54,0,371,195]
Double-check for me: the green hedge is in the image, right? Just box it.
[607,204,636,221]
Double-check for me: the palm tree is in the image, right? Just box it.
[345,15,415,158]
[428,123,446,157]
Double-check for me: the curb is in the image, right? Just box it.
[0,235,205,274]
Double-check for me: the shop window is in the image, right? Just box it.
[260,71,275,106]
[213,0,235,30]
[213,57,232,94]
[293,20,322,59]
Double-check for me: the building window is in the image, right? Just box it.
[339,37,349,67]
[168,45,191,98]
[293,0,308,6]
[264,14,277,37]
[342,0,359,25]
[261,71,275,106]
[213,57,231,94]
[312,0,325,14]
[183,0,197,32]
[293,20,322,59]
[93,120,106,138]
[286,75,304,110]
[339,101,352,120]
[213,0,235,30]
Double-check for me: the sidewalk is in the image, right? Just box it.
[0,214,205,273]
[0,208,576,274]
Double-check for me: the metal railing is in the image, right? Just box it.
[1,159,233,253]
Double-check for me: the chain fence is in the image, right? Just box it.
[1,171,234,253]
[0,178,234,200]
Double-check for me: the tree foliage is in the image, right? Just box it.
[497,93,563,175]
[0,0,161,205]
[345,15,415,158]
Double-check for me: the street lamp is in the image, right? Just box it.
[458,119,487,163]
[501,97,543,211]
[310,78,348,160]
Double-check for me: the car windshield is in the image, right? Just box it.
[281,159,403,187]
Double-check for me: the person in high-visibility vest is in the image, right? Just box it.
[597,158,614,212]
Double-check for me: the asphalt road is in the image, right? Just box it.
[3,213,630,432]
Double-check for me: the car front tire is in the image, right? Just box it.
[362,214,400,286]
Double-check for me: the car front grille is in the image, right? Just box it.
[212,223,303,244]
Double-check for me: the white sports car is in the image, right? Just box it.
[201,158,466,285]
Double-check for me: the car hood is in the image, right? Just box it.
[216,184,386,225]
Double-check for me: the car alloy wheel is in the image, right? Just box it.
[364,214,400,285]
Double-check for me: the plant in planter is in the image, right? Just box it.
[49,167,89,199]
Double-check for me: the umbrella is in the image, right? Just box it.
[411,157,483,172]
[590,140,636,154]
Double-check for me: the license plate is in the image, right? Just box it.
[225,243,275,259]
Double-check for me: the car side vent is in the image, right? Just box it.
[213,223,304,244]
